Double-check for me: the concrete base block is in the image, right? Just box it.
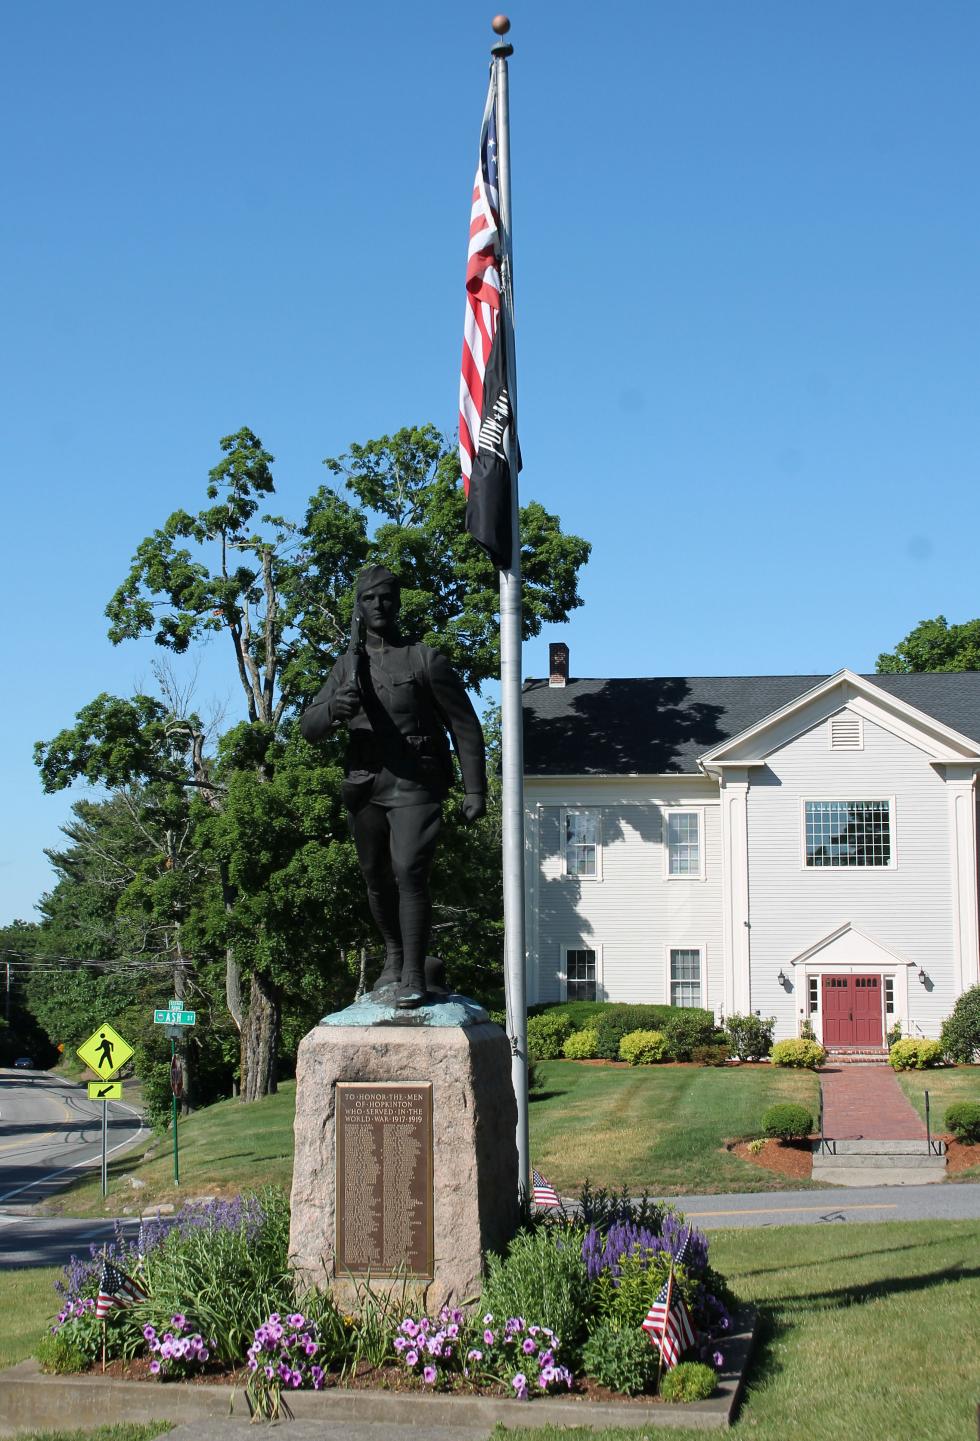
[288,1017,518,1312]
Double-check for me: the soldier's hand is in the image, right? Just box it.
[331,688,361,721]
[461,792,486,824]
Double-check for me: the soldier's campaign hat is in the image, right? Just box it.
[355,565,401,598]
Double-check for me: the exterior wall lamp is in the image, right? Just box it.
[917,966,928,984]
[777,969,787,985]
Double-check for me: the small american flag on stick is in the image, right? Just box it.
[531,1168,562,1209]
[642,1231,697,1370]
[95,1255,147,1320]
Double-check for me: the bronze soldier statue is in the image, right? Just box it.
[301,566,487,1008]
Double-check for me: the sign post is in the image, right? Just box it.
[154,1000,196,1187]
[77,1022,135,1198]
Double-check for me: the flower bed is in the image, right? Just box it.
[38,1183,737,1411]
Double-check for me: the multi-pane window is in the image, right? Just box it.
[565,948,597,1002]
[565,810,600,878]
[808,976,819,1015]
[666,811,701,877]
[885,976,894,1015]
[670,948,702,1007]
[804,800,892,868]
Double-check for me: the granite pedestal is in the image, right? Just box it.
[288,993,519,1312]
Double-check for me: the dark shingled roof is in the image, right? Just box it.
[522,672,980,776]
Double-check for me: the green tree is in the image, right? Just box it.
[876,615,980,673]
[35,424,590,1101]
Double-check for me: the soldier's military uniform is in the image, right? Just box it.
[300,574,486,1003]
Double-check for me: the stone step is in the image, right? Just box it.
[813,1152,943,1169]
[817,1139,944,1155]
[813,1165,946,1187]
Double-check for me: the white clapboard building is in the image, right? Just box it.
[522,646,980,1048]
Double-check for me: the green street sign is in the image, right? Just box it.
[154,1008,196,1026]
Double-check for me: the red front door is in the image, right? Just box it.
[821,974,883,1048]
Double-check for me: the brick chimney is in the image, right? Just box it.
[549,642,569,688]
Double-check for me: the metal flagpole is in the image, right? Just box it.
[490,15,529,1199]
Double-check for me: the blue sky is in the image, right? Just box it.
[2,0,978,922]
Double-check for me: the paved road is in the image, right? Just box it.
[654,1181,980,1228]
[0,1212,142,1269]
[0,1068,147,1211]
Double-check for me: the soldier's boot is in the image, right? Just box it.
[365,883,403,992]
[395,891,430,1009]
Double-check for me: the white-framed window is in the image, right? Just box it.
[562,808,602,880]
[808,975,819,1015]
[561,945,601,1002]
[884,976,895,1015]
[668,946,703,1008]
[664,807,704,879]
[802,799,895,869]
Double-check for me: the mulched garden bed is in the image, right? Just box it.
[943,1137,980,1175]
[727,1138,814,1182]
[87,1357,689,1404]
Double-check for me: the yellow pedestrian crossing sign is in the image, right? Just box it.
[77,1023,133,1080]
[87,1080,122,1101]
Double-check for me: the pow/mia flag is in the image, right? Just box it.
[466,323,518,570]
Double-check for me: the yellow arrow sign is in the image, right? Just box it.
[77,1023,134,1080]
[87,1080,122,1101]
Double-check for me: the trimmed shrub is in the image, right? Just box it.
[619,1029,669,1065]
[940,984,980,1063]
[527,1011,575,1061]
[725,1013,775,1061]
[944,1102,980,1143]
[661,1011,720,1061]
[529,1000,609,1031]
[692,1044,729,1067]
[36,1331,89,1374]
[761,1102,814,1140]
[889,1037,943,1070]
[582,1318,658,1394]
[660,1361,717,1403]
[594,1004,714,1061]
[770,1039,826,1069]
[562,1027,600,1060]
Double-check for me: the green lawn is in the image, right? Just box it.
[497,1220,980,1441]
[50,1066,826,1215]
[897,1066,980,1180]
[0,1267,61,1368]
[44,1083,296,1217]
[529,1061,821,1193]
[7,1429,168,1441]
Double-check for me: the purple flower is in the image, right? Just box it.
[522,1338,536,1355]
[484,1329,494,1345]
[149,1360,161,1375]
[422,1365,437,1385]
[288,1313,305,1327]
[512,1372,529,1400]
[199,1349,210,1363]
[714,1351,725,1368]
[393,1337,407,1353]
[405,1349,419,1368]
[143,1325,156,1340]
[467,1348,483,1362]
[290,1370,302,1388]
[171,1313,186,1329]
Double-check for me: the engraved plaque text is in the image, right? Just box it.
[335,1082,433,1278]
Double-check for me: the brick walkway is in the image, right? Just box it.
[819,1065,927,1140]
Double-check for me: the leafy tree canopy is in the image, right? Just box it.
[877,615,980,674]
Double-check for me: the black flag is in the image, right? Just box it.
[465,325,518,569]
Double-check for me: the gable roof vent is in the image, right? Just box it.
[830,712,863,750]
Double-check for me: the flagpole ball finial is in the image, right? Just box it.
[492,15,511,34]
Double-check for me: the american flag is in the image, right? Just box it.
[459,69,517,570]
[95,1255,147,1320]
[531,1168,561,1209]
[641,1231,696,1369]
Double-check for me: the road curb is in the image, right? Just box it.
[0,1309,756,1434]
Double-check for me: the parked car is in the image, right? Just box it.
[12,1057,34,1069]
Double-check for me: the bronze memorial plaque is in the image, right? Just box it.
[335,1081,433,1278]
